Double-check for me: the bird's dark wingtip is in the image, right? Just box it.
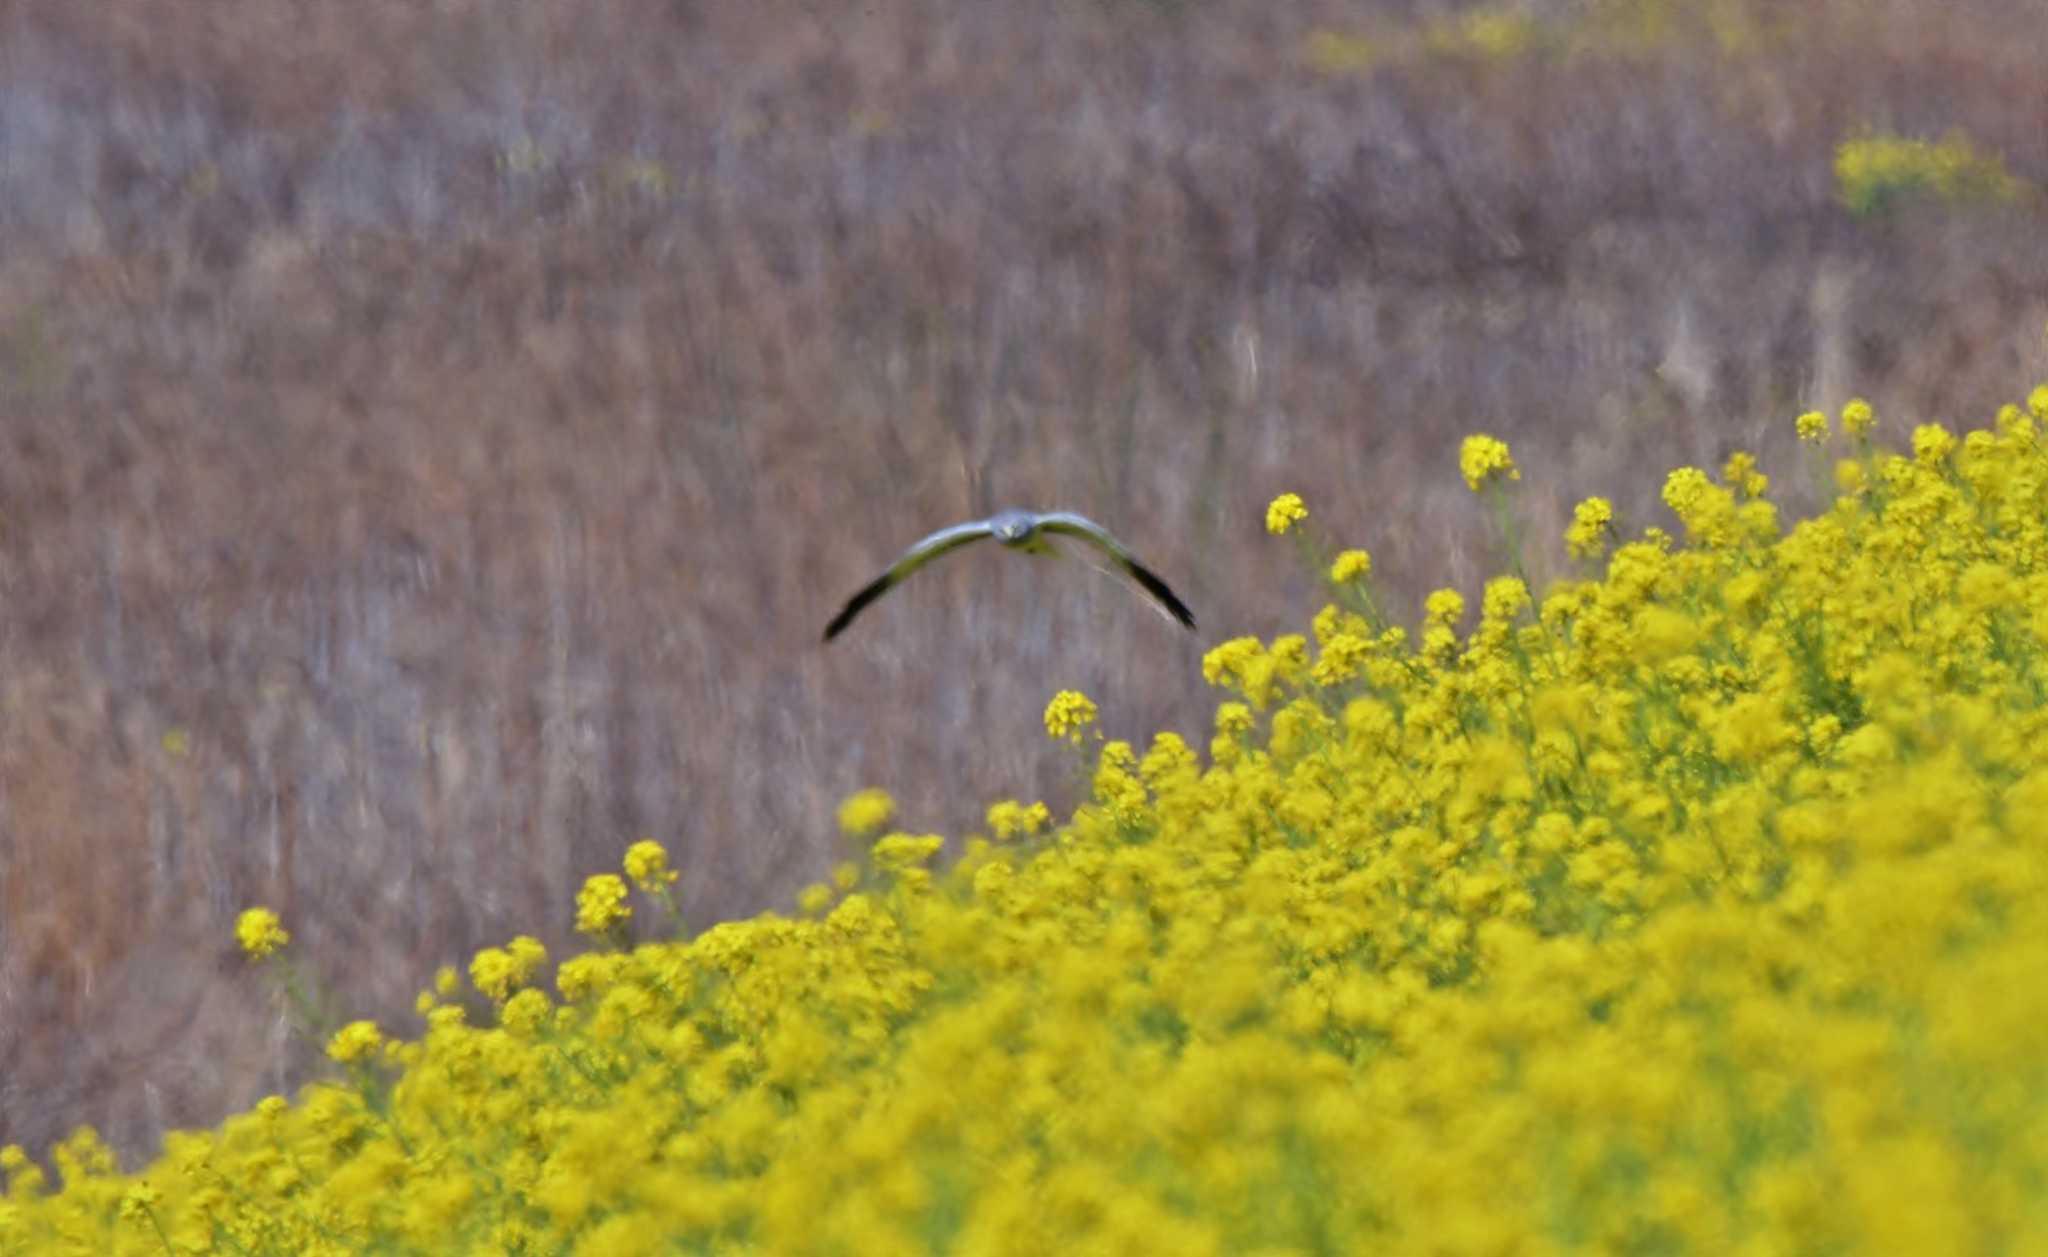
[1122,559,1196,632]
[822,573,892,643]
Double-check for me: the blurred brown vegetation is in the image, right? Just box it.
[2,0,2046,1164]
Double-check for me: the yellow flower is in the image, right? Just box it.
[1202,637,1262,688]
[1662,467,1739,546]
[1834,130,2022,215]
[501,988,552,1036]
[837,788,896,837]
[234,907,290,959]
[1722,450,1769,498]
[1796,409,1830,442]
[1481,575,1531,623]
[555,953,622,1002]
[574,873,632,937]
[871,833,945,875]
[1265,492,1308,535]
[116,1182,159,1223]
[1566,496,1615,558]
[1842,397,1876,436]
[508,934,546,975]
[1424,588,1466,626]
[623,839,680,891]
[1911,423,1956,465]
[1044,689,1099,744]
[986,799,1052,840]
[30,372,2048,1257]
[1459,434,1519,491]
[1311,632,1373,686]
[471,936,549,1002]
[1329,549,1372,583]
[326,1020,384,1064]
[469,947,518,1002]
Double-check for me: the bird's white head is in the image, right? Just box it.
[989,510,1037,545]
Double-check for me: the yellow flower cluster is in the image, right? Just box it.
[233,907,289,959]
[985,799,1052,840]
[836,787,897,837]
[1834,129,2027,216]
[572,873,631,937]
[468,935,548,1003]
[1458,433,1520,490]
[1722,450,1768,498]
[1043,688,1099,743]
[114,1181,158,1224]
[1328,548,1372,583]
[12,382,2048,1255]
[1566,495,1615,558]
[622,839,679,892]
[324,1020,385,1065]
[1264,491,1307,535]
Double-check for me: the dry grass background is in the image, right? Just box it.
[1,0,2046,1164]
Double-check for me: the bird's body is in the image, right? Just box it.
[823,509,1195,641]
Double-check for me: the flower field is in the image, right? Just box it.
[8,385,2048,1255]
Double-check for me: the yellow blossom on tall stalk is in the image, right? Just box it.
[1265,492,1308,535]
[1319,541,1387,634]
[836,788,896,837]
[1796,409,1830,442]
[1480,574,1531,624]
[1662,466,1740,546]
[1423,587,1466,626]
[1913,423,1956,465]
[985,799,1052,840]
[1421,587,1466,661]
[234,907,290,959]
[470,936,548,1002]
[1462,433,1528,579]
[1722,450,1769,498]
[621,838,686,930]
[1329,548,1372,583]
[1843,396,1877,436]
[870,833,945,889]
[1044,689,1099,743]
[1458,433,1519,491]
[1566,496,1615,558]
[325,1020,384,1064]
[622,839,679,892]
[573,873,631,937]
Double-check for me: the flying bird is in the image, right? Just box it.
[823,509,1196,641]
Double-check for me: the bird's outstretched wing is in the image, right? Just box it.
[1036,512,1197,630]
[823,520,998,641]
